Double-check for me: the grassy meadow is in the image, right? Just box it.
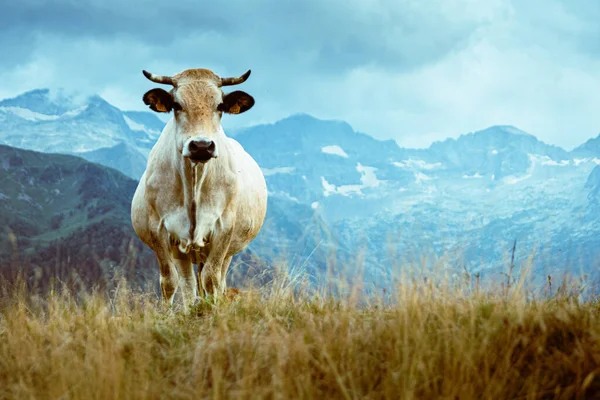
[0,268,599,400]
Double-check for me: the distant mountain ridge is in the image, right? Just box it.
[232,115,600,283]
[0,89,163,178]
[79,142,147,180]
[0,88,76,115]
[573,134,600,159]
[1,89,600,289]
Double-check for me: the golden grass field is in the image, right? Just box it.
[0,270,599,400]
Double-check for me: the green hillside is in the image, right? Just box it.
[0,145,156,291]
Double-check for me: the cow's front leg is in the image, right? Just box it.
[173,258,197,311]
[220,256,233,292]
[200,262,223,299]
[157,256,179,306]
[199,211,235,299]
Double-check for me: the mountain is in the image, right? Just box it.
[2,88,600,291]
[234,113,416,221]
[78,142,147,179]
[572,133,600,159]
[122,111,166,134]
[0,89,164,179]
[427,125,570,180]
[235,117,600,285]
[0,88,78,115]
[585,165,600,199]
[0,144,155,291]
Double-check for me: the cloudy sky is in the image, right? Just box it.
[1,0,599,148]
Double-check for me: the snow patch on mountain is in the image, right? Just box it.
[356,163,382,188]
[262,166,295,176]
[500,154,572,185]
[529,154,569,167]
[503,174,530,185]
[321,145,348,158]
[574,157,600,166]
[0,106,61,121]
[124,115,147,132]
[0,105,88,122]
[503,154,539,184]
[321,163,382,197]
[321,177,363,197]
[393,159,442,170]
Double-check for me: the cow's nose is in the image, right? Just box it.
[187,139,216,162]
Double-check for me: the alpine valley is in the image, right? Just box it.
[1,89,599,291]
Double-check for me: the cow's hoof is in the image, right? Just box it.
[225,287,241,301]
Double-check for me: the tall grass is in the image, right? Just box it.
[0,267,599,400]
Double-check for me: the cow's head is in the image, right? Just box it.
[142,68,254,164]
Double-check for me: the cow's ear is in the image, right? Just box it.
[143,88,175,113]
[218,91,255,114]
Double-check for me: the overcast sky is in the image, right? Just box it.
[1,0,599,149]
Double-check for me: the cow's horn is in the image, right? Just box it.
[142,70,175,86]
[220,70,251,86]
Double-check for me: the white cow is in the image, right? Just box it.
[131,67,267,306]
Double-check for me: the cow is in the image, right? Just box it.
[131,67,267,308]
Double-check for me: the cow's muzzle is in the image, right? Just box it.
[184,139,217,163]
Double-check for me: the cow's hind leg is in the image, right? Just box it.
[220,257,243,300]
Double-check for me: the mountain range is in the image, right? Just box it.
[0,89,160,178]
[1,88,599,290]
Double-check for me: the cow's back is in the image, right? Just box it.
[227,137,267,254]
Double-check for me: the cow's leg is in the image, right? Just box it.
[158,257,179,306]
[220,256,243,300]
[200,258,224,299]
[198,209,235,299]
[220,256,233,292]
[200,246,234,299]
[196,263,205,298]
[174,258,197,310]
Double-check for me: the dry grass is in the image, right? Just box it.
[1,272,600,400]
